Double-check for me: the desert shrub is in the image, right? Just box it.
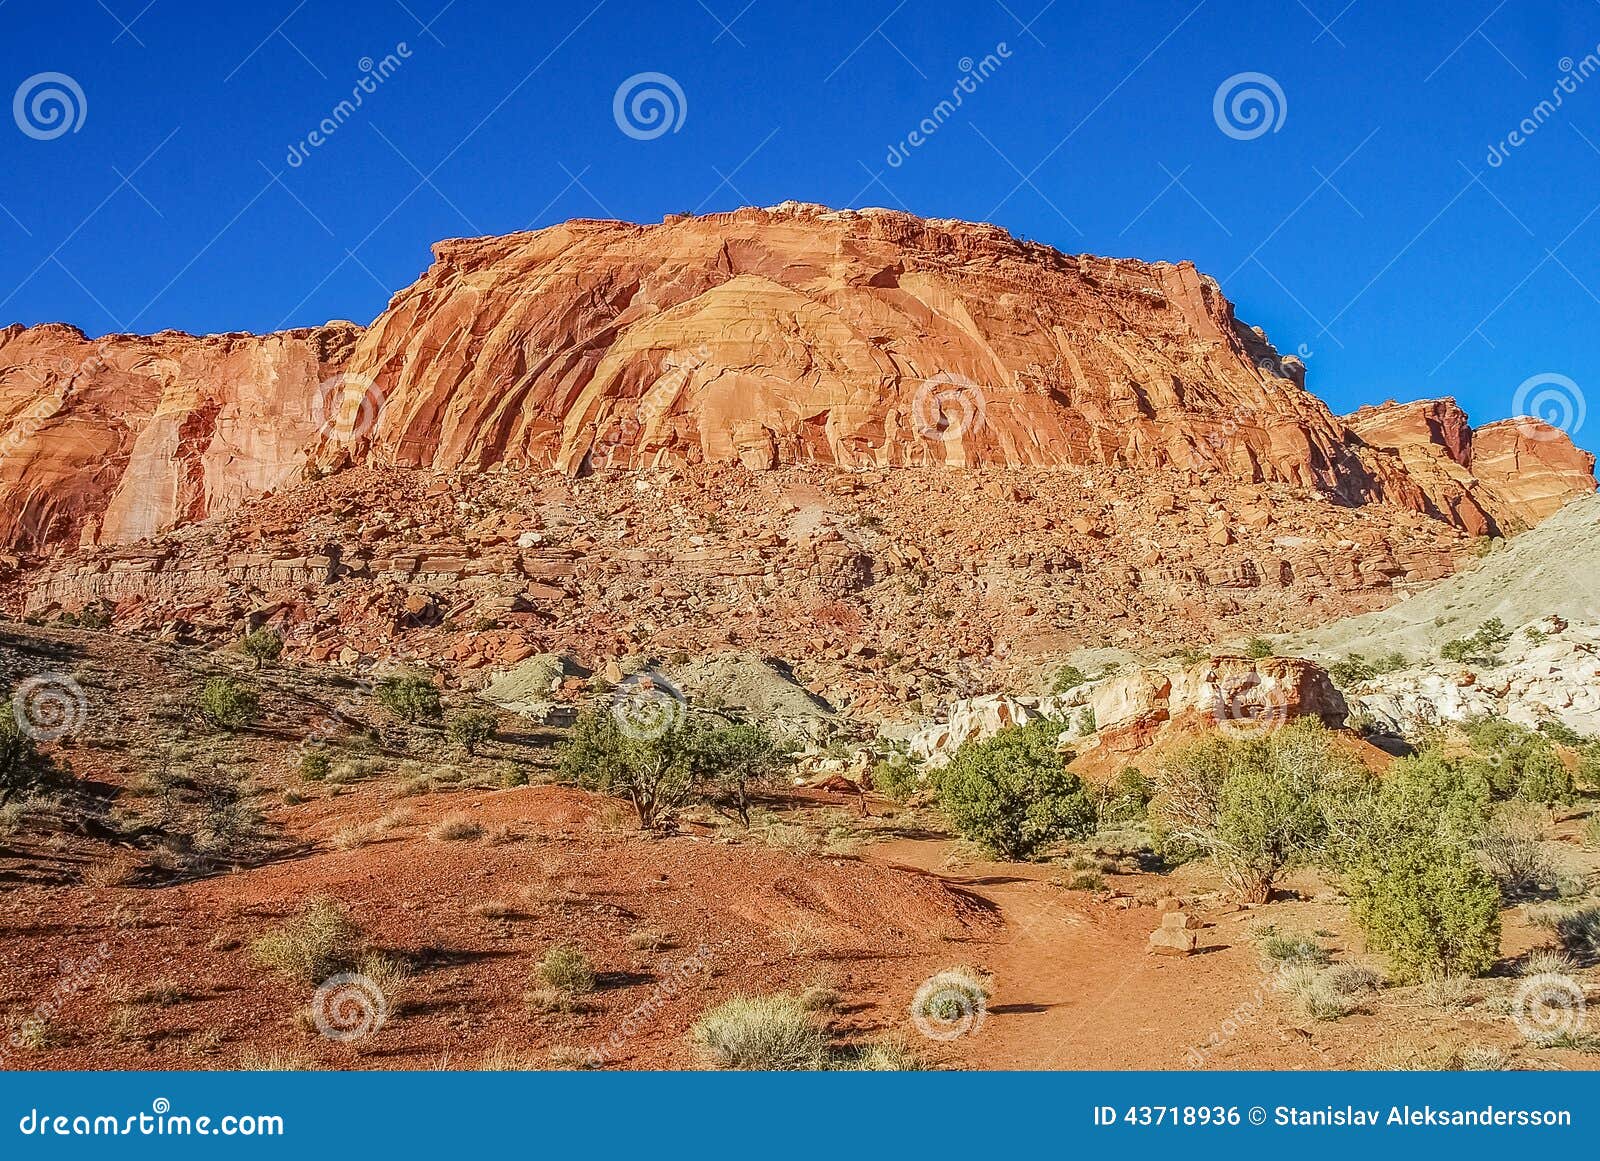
[252,898,363,983]
[299,749,331,782]
[0,703,50,805]
[375,672,442,724]
[445,709,497,756]
[196,677,258,731]
[1459,717,1574,805]
[1553,905,1600,962]
[534,944,595,994]
[1254,927,1329,967]
[1585,814,1600,850]
[239,628,283,669]
[1243,637,1274,659]
[844,1040,922,1071]
[1151,719,1365,902]
[936,719,1093,860]
[799,984,842,1012]
[872,751,920,802]
[1327,650,1406,689]
[1051,664,1088,694]
[1477,803,1554,897]
[1345,831,1501,982]
[559,709,784,830]
[1440,617,1510,666]
[1275,964,1356,1020]
[1094,765,1153,827]
[690,993,828,1070]
[1520,948,1577,977]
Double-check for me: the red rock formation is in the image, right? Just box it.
[1346,398,1595,535]
[0,322,360,550]
[0,204,1591,554]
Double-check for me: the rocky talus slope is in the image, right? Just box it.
[0,203,1591,556]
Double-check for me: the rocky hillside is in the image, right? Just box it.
[0,203,1591,555]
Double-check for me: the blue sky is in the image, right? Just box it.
[1,0,1597,452]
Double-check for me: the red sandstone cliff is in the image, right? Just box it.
[0,203,1592,552]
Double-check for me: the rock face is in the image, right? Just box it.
[1345,399,1596,535]
[0,204,1591,556]
[0,321,361,549]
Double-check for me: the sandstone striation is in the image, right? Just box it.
[0,204,1591,557]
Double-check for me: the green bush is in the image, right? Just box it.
[690,994,828,1070]
[446,709,498,756]
[1243,637,1274,659]
[1440,618,1510,666]
[1345,832,1501,982]
[1328,651,1407,688]
[1459,717,1574,805]
[299,748,331,782]
[1152,720,1365,902]
[558,709,784,830]
[1095,765,1152,827]
[936,719,1093,860]
[1051,665,1088,694]
[196,677,259,731]
[872,752,920,802]
[375,673,442,724]
[239,627,284,669]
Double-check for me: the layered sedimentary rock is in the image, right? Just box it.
[0,203,1592,556]
[1345,398,1596,535]
[0,322,360,549]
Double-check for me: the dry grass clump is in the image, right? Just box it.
[690,993,829,1070]
[429,814,483,842]
[843,1039,923,1070]
[236,1047,317,1071]
[799,983,843,1013]
[533,944,596,994]
[251,898,363,983]
[547,1045,599,1070]
[476,1041,541,1070]
[626,927,674,952]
